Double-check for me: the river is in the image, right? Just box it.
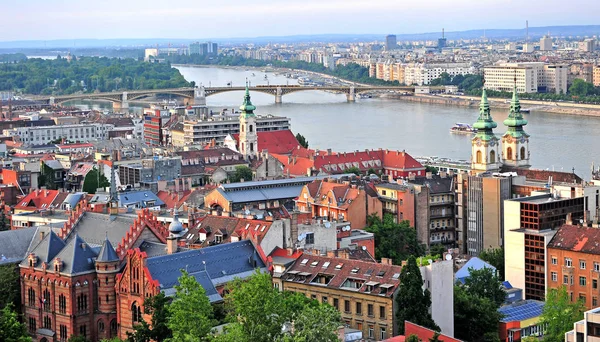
[173,66,600,179]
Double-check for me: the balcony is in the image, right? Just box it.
[430,226,455,233]
[430,200,454,207]
[378,196,397,203]
[430,212,454,219]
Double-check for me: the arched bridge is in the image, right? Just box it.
[30,85,442,109]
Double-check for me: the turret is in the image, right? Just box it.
[95,235,120,314]
[471,89,502,173]
[502,85,531,168]
[238,86,258,161]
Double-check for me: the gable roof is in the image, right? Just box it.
[145,240,266,302]
[233,130,300,155]
[455,257,496,282]
[20,230,65,268]
[66,212,136,247]
[118,191,165,208]
[52,235,98,275]
[547,224,600,254]
[0,227,38,265]
[156,190,193,210]
[14,189,61,211]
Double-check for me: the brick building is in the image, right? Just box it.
[547,224,600,309]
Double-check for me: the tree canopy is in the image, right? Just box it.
[167,271,215,342]
[463,267,506,307]
[0,265,21,310]
[82,167,110,194]
[453,285,503,342]
[344,166,361,176]
[127,292,172,342]
[478,248,505,280]
[0,56,191,95]
[365,213,425,264]
[0,303,30,342]
[229,166,254,183]
[540,286,585,342]
[295,133,308,149]
[396,256,439,335]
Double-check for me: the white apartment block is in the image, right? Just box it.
[540,36,553,51]
[403,63,475,86]
[484,62,568,94]
[3,123,114,145]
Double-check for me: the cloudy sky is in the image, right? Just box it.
[2,0,599,41]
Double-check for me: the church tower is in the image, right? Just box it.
[471,89,502,173]
[502,85,530,168]
[238,86,258,160]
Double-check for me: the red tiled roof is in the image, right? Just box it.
[14,189,61,211]
[156,190,193,210]
[547,224,600,254]
[502,166,583,184]
[283,253,403,297]
[232,130,301,155]
[269,246,303,259]
[185,215,274,247]
[381,149,423,170]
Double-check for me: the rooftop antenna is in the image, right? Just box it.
[442,28,445,39]
[526,20,529,43]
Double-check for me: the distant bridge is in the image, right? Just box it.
[28,85,443,110]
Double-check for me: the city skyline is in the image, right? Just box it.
[2,0,600,41]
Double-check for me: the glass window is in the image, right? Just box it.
[580,276,587,286]
[551,272,557,282]
[551,257,557,265]
[565,258,572,267]
[379,306,386,319]
[380,327,387,340]
[344,300,351,313]
[581,260,587,270]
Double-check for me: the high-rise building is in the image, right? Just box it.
[189,42,218,55]
[579,39,595,52]
[385,35,397,51]
[189,42,201,55]
[484,62,568,94]
[539,35,552,51]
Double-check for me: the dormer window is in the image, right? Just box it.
[215,235,223,244]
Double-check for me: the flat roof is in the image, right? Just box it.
[221,174,355,191]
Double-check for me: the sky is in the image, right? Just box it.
[2,0,600,41]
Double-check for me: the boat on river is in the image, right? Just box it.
[450,123,476,134]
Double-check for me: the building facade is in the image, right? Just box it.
[484,62,568,94]
[4,124,113,146]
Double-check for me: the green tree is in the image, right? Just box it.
[396,256,439,334]
[0,264,21,309]
[127,292,172,342]
[229,166,254,183]
[569,79,597,97]
[41,163,57,190]
[453,285,503,342]
[406,335,420,342]
[463,267,506,308]
[0,210,7,231]
[540,286,585,342]
[365,213,425,264]
[0,303,30,342]
[429,332,442,342]
[82,167,110,194]
[424,165,439,175]
[344,166,361,176]
[101,339,125,342]
[280,304,341,342]
[67,336,89,342]
[478,248,505,280]
[367,168,377,176]
[295,133,308,149]
[167,271,215,342]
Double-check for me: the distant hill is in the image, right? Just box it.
[0,25,599,49]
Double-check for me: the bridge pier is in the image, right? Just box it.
[194,87,207,106]
[275,86,283,104]
[49,97,55,106]
[346,87,356,102]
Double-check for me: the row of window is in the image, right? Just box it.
[552,257,600,271]
[319,295,387,319]
[552,273,599,289]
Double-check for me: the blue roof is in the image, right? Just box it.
[455,257,496,282]
[62,193,85,209]
[499,300,545,323]
[218,185,305,203]
[146,240,266,303]
[220,174,355,191]
[118,191,165,207]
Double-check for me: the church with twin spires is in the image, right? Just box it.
[471,85,531,173]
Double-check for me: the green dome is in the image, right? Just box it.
[503,86,528,128]
[473,89,498,131]
[239,86,256,114]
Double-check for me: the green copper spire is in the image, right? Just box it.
[472,89,497,141]
[239,86,256,116]
[503,85,528,138]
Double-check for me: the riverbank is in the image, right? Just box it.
[384,94,600,118]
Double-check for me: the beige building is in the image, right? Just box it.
[484,62,568,94]
[593,66,600,86]
[539,36,553,51]
[403,63,475,86]
[374,61,405,83]
[566,307,600,342]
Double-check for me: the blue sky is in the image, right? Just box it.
[2,0,599,41]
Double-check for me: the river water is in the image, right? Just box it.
[174,66,600,179]
[70,65,600,179]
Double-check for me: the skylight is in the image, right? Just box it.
[300,259,308,265]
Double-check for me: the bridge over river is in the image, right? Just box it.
[27,85,444,110]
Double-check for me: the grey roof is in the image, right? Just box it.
[0,228,38,265]
[146,240,265,303]
[138,241,168,258]
[62,193,85,209]
[220,174,355,191]
[217,185,305,203]
[44,160,65,170]
[408,175,454,194]
[376,182,410,191]
[97,237,119,262]
[52,235,98,275]
[119,191,165,208]
[66,212,135,247]
[20,230,66,268]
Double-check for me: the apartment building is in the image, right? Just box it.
[566,307,600,342]
[484,62,568,94]
[404,63,475,86]
[3,123,113,145]
[180,114,290,147]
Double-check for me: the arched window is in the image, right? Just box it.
[249,125,253,132]
[59,294,66,313]
[506,147,513,160]
[132,302,142,323]
[520,146,526,160]
[98,320,105,333]
[110,319,118,337]
[489,150,496,164]
[476,150,482,164]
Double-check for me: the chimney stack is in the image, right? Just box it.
[426,172,432,179]
[167,236,178,254]
[290,212,299,246]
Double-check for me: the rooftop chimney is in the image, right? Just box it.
[167,236,178,254]
[426,172,433,179]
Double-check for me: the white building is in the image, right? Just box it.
[403,63,475,86]
[3,123,114,145]
[540,36,553,51]
[484,62,568,94]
